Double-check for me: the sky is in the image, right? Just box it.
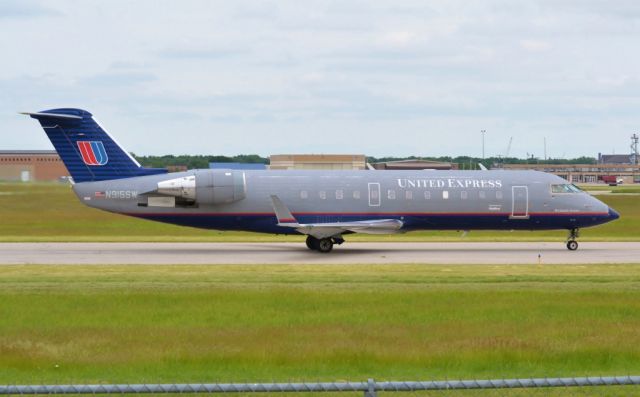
[1,0,640,159]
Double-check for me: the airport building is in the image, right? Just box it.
[371,159,457,170]
[269,156,457,171]
[269,154,367,170]
[498,162,640,184]
[0,150,69,182]
[210,162,267,170]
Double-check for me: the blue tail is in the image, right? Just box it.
[23,108,167,183]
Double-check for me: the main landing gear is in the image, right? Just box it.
[566,228,579,251]
[305,235,344,253]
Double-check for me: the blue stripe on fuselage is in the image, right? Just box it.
[124,213,613,234]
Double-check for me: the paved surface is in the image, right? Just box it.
[1,242,639,264]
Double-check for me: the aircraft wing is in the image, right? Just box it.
[270,195,403,239]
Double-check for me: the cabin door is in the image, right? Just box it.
[511,186,529,218]
[368,182,381,207]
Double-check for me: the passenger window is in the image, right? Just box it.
[388,190,396,200]
[461,191,468,200]
[496,191,503,200]
[353,190,361,199]
[300,190,308,199]
[443,191,449,199]
[405,190,412,200]
[424,191,431,200]
[479,191,486,199]
[319,191,326,199]
[336,189,343,200]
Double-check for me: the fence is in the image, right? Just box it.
[2,376,640,396]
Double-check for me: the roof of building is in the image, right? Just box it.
[0,150,58,155]
[210,162,267,170]
[270,154,366,162]
[600,154,633,164]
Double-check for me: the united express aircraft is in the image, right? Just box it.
[23,108,620,252]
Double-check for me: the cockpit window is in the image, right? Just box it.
[551,184,582,194]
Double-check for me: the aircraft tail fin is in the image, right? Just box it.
[22,108,167,183]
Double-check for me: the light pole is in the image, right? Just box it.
[480,129,486,160]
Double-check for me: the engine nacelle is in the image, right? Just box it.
[157,169,246,205]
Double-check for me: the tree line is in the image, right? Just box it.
[132,153,598,170]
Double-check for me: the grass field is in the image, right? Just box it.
[2,183,639,395]
[0,182,638,242]
[579,184,640,192]
[1,264,640,396]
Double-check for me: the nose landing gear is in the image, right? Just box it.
[566,228,579,251]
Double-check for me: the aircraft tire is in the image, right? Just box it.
[306,236,317,250]
[566,240,578,251]
[317,238,333,253]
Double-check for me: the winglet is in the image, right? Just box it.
[270,195,299,225]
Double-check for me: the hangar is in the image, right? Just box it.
[269,154,367,170]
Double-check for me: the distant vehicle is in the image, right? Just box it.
[602,175,624,186]
[23,108,620,252]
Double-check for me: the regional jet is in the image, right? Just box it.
[23,108,619,252]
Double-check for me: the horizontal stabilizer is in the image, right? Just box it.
[20,112,83,120]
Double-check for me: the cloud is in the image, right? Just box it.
[2,0,640,157]
[158,47,248,60]
[0,1,61,19]
[80,72,157,87]
[520,39,552,52]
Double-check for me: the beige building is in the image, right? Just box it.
[269,154,366,170]
[371,159,457,170]
[498,163,640,184]
[0,150,69,182]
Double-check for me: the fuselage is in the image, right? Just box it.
[72,169,619,235]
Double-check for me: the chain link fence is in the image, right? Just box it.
[1,376,639,396]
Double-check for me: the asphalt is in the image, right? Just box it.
[1,242,639,265]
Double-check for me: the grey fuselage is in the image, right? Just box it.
[71,169,618,235]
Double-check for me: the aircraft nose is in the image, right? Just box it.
[608,207,620,221]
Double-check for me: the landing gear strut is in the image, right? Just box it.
[566,228,579,251]
[305,236,343,253]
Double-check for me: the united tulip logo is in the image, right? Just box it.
[77,141,108,166]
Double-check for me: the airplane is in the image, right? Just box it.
[22,108,620,253]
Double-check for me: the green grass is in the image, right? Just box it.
[0,183,638,242]
[578,184,640,192]
[1,264,640,397]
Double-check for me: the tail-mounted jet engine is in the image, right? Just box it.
[156,169,246,205]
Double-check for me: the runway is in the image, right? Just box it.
[1,242,639,265]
